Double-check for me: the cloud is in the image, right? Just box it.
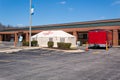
[100,16,105,19]
[17,24,23,27]
[59,1,66,5]
[112,0,120,5]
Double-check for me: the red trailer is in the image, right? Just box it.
[88,29,112,48]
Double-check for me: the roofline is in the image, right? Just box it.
[89,29,112,32]
[3,18,120,31]
[33,18,120,27]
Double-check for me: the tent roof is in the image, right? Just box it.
[32,30,75,38]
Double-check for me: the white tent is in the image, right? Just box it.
[31,30,76,47]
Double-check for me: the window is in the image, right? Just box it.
[83,34,88,39]
[78,33,88,39]
[60,38,65,42]
[49,38,53,41]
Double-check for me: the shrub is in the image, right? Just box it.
[57,42,71,49]
[22,41,29,46]
[57,42,63,49]
[31,40,38,46]
[47,41,54,48]
[65,43,71,49]
[22,40,38,46]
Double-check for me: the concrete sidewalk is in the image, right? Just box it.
[0,47,41,53]
[0,47,85,53]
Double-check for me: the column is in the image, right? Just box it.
[73,31,78,41]
[0,34,2,41]
[113,29,118,46]
[14,33,18,47]
[26,32,29,42]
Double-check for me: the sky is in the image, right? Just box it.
[0,0,120,27]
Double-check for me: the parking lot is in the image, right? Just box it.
[0,48,120,80]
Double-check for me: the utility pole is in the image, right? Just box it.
[29,0,32,47]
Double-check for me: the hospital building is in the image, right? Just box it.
[0,18,120,47]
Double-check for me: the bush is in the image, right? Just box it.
[22,41,29,46]
[22,40,38,46]
[57,42,63,49]
[47,41,54,48]
[31,40,38,46]
[57,42,71,49]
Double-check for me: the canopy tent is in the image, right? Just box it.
[31,30,76,47]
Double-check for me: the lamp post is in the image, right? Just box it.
[29,0,32,47]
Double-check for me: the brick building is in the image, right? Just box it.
[0,19,120,46]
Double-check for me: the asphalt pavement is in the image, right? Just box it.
[0,48,120,80]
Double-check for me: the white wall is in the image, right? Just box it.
[37,37,76,48]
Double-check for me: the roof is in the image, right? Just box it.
[31,30,75,38]
[89,29,112,32]
[1,18,120,32]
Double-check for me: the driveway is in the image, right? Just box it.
[0,48,120,80]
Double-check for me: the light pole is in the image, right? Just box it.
[29,0,32,47]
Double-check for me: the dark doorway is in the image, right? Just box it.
[78,32,88,45]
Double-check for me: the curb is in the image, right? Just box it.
[0,47,85,53]
[0,47,40,53]
[0,49,22,53]
[42,48,85,53]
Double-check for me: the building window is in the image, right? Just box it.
[83,34,88,39]
[60,38,65,42]
[49,38,53,41]
[78,33,88,39]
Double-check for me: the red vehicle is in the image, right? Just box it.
[88,29,112,48]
